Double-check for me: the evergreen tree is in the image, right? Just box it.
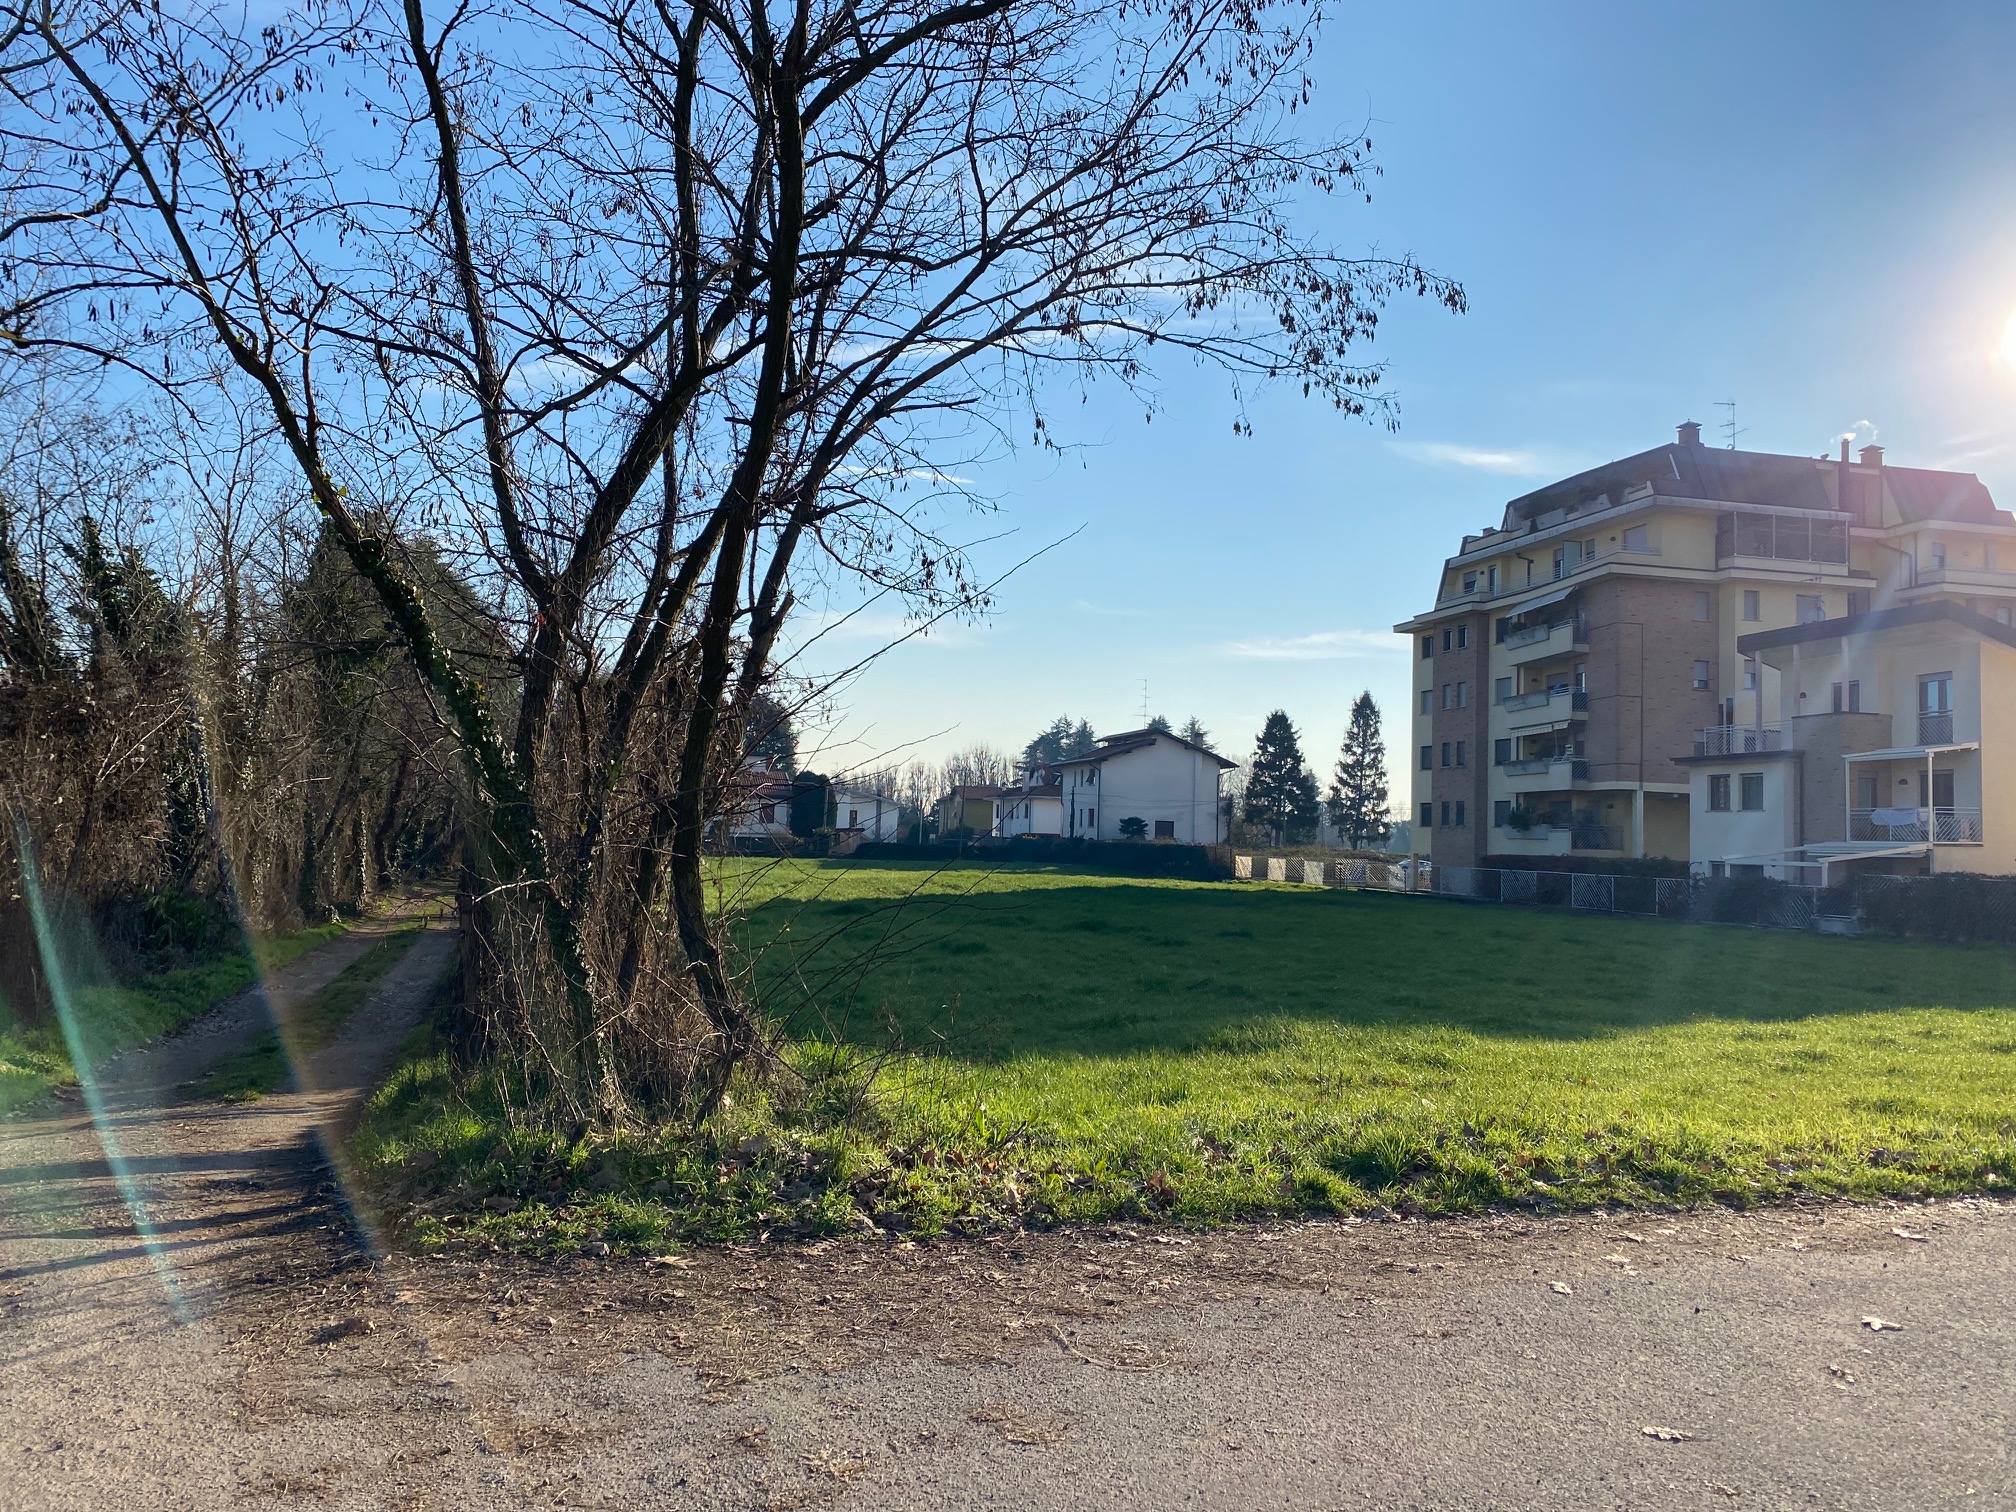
[1326,691,1391,849]
[1177,717,1211,749]
[1023,715,1101,768]
[1242,711,1320,842]
[743,689,798,771]
[1068,719,1098,756]
[1145,713,1171,732]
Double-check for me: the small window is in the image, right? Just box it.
[1455,681,1468,708]
[1422,635,1434,659]
[1441,683,1451,710]
[1456,624,1469,649]
[1742,589,1760,622]
[1797,594,1826,624]
[1420,745,1433,772]
[1848,589,1871,615]
[1693,590,1711,622]
[1420,803,1433,829]
[1454,801,1467,828]
[1495,676,1513,703]
[1622,525,1650,552]
[1087,808,1095,828]
[1692,660,1711,691]
[1710,860,1727,878]
[1443,629,1453,651]
[1930,542,1947,569]
[1440,800,1451,827]
[1742,661,1757,691]
[1583,538,1596,559]
[1440,741,1452,768]
[1462,571,1477,593]
[1153,820,1175,840]
[1494,738,1512,765]
[1708,774,1731,811]
[1494,799,1511,828]
[1420,689,1432,716]
[1739,772,1765,811]
[1831,681,1843,713]
[1455,740,1467,768]
[1847,679,1861,712]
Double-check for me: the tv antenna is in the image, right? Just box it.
[1716,399,1744,451]
[1140,679,1150,722]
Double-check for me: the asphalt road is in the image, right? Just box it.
[2,918,2010,1511]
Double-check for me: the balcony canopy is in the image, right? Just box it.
[1842,743,1978,763]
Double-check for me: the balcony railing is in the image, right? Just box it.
[1694,724,1785,757]
[1501,756,1591,780]
[1849,807,1983,844]
[1918,711,1955,744]
[1499,686,1589,713]
[1715,510,1849,567]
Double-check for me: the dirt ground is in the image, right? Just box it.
[4,915,2013,1511]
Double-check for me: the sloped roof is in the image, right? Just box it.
[1882,465,2007,525]
[1065,728,1238,769]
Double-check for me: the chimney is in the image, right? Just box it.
[1859,443,1884,468]
[1838,437,1850,464]
[1677,420,1703,447]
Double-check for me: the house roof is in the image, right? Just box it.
[1064,728,1238,770]
[1738,599,2016,659]
[1497,440,2007,531]
[941,784,1002,800]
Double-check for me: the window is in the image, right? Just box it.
[1456,624,1469,649]
[1494,738,1512,765]
[1454,801,1466,827]
[1930,542,1947,569]
[1831,682,1843,713]
[1495,676,1513,703]
[1422,635,1434,659]
[1920,672,1953,713]
[847,808,859,827]
[1153,820,1175,840]
[1797,594,1826,624]
[1455,740,1467,768]
[1847,679,1861,712]
[1708,774,1731,811]
[1420,689,1432,715]
[1087,808,1095,828]
[1443,629,1453,651]
[1848,589,1871,615]
[1462,571,1477,593]
[1622,525,1650,552]
[1420,745,1433,771]
[1742,589,1760,622]
[1743,661,1757,691]
[1420,803,1433,829]
[1692,659,1711,691]
[1440,800,1451,827]
[1487,566,1499,592]
[1440,741,1452,768]
[1583,538,1596,560]
[2000,607,2014,627]
[1441,683,1452,710]
[1693,590,1711,622]
[1739,772,1765,811]
[1455,681,1468,708]
[1494,799,1511,828]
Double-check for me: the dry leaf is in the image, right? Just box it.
[1642,1426,1694,1443]
[1861,1316,1903,1332]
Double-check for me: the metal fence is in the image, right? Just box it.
[1233,854,1412,890]
[1431,865,1825,930]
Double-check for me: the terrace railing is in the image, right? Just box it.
[1695,724,1784,756]
[1918,710,1955,744]
[1849,807,1982,844]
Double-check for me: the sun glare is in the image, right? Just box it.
[2000,307,2016,370]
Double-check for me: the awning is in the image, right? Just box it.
[1503,583,1576,617]
[1842,743,1979,762]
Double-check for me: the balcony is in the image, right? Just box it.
[1849,807,1983,844]
[1500,756,1590,784]
[1502,617,1588,665]
[1500,685,1589,731]
[1694,724,1785,757]
[1715,510,1850,570]
[1918,711,1955,744]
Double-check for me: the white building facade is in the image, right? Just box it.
[1056,728,1235,845]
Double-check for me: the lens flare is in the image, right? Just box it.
[2000,308,2016,371]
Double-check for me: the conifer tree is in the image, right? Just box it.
[1327,691,1391,849]
[1242,711,1320,843]
[1177,717,1211,749]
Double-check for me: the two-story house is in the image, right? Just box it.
[1055,728,1235,844]
[1396,421,2016,867]
[1682,601,2016,882]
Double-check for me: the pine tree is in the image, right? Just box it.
[1242,710,1320,843]
[1145,713,1171,732]
[1177,717,1211,749]
[1023,714,1099,769]
[1068,719,1098,756]
[1326,691,1391,849]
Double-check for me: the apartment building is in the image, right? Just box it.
[1395,421,2016,867]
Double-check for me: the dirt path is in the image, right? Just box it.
[5,923,2014,1510]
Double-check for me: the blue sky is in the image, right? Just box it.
[796,1,2016,784]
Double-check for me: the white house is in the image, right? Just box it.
[832,785,904,842]
[995,764,1066,837]
[720,762,794,844]
[1057,728,1236,844]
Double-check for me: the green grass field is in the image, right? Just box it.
[0,920,349,1116]
[357,861,2016,1250]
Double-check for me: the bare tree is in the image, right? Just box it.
[1,0,1461,1119]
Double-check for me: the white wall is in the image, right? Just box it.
[832,790,903,842]
[1687,762,1797,874]
[1062,738,1225,844]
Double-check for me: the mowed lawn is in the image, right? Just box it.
[359,859,2016,1248]
[720,859,2016,1226]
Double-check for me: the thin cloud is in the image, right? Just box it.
[1386,439,1555,476]
[1220,629,1400,661]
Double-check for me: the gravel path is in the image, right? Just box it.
[3,922,2012,1511]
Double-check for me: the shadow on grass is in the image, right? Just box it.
[734,869,2016,1062]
